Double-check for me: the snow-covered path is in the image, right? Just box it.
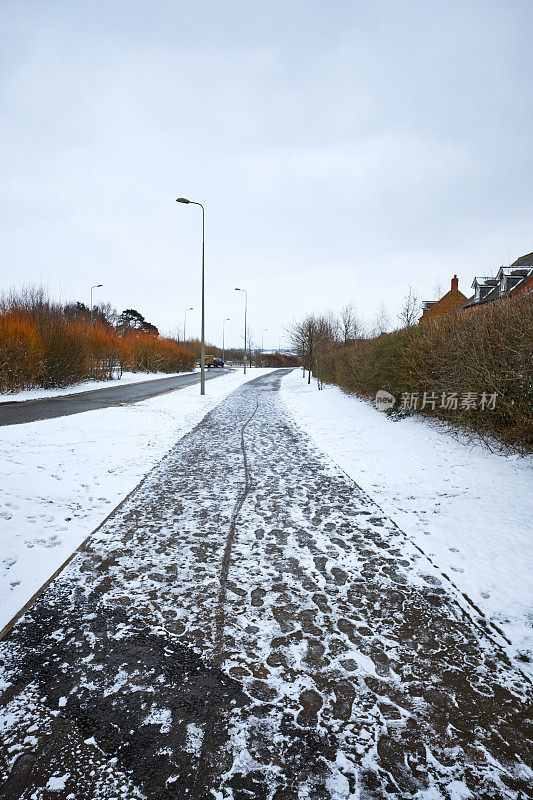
[0,368,274,634]
[0,370,531,799]
[281,370,533,664]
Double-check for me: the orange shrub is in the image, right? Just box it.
[86,322,122,379]
[0,310,44,392]
[0,287,195,392]
[124,332,194,373]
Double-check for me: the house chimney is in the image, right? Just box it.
[451,274,459,292]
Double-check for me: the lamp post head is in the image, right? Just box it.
[176,197,190,204]
[188,307,194,311]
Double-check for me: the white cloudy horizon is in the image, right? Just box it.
[0,0,531,348]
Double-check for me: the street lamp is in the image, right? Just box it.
[222,317,230,364]
[90,284,103,325]
[234,288,247,373]
[184,306,193,342]
[262,328,268,353]
[176,197,206,395]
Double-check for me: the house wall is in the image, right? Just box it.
[511,273,533,298]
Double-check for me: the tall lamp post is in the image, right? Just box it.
[234,288,247,373]
[184,306,193,342]
[90,284,103,325]
[261,328,268,352]
[222,317,230,364]
[176,198,205,395]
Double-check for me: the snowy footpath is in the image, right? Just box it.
[0,368,274,633]
[281,369,533,666]
[0,369,531,799]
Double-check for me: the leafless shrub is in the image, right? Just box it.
[398,286,421,328]
[0,286,194,392]
[317,294,533,452]
[370,303,392,337]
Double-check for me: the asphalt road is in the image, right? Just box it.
[0,370,530,799]
[0,369,231,426]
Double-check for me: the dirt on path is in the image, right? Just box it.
[0,370,531,799]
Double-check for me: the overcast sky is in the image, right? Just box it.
[1,0,531,348]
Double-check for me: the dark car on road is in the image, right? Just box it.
[205,354,224,368]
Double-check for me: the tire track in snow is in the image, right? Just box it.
[214,398,259,664]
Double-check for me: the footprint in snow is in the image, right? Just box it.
[45,536,60,548]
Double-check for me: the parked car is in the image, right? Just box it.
[204,354,224,368]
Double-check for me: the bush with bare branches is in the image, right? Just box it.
[317,294,533,452]
[0,287,194,392]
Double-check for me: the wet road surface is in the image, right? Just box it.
[0,369,230,426]
[0,369,531,799]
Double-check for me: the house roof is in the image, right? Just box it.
[461,254,533,309]
[511,251,533,267]
[419,277,466,323]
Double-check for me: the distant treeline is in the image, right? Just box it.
[289,293,533,452]
[0,287,194,392]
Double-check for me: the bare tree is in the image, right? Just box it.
[339,303,354,342]
[168,324,182,342]
[371,303,392,337]
[398,286,421,328]
[287,314,318,384]
[339,302,365,342]
[97,302,119,328]
[288,312,337,387]
[432,278,443,300]
[314,312,337,389]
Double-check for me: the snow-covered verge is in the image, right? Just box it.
[0,368,274,633]
[281,368,533,665]
[0,369,199,403]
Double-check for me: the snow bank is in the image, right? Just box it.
[0,369,199,403]
[0,368,274,633]
[281,369,533,664]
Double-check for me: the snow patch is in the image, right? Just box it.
[185,722,204,755]
[46,773,69,791]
